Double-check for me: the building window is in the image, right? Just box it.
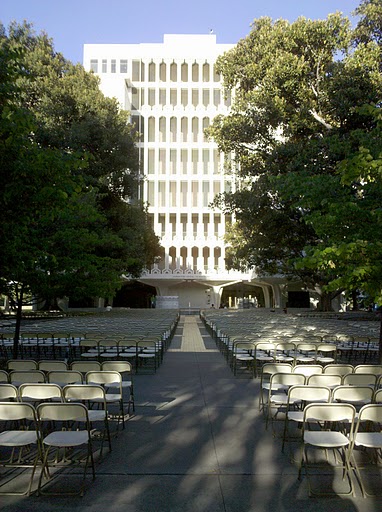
[203,63,210,82]
[181,89,188,107]
[170,89,177,107]
[192,89,199,107]
[132,60,140,81]
[159,62,166,81]
[148,88,155,107]
[202,89,210,108]
[213,64,220,82]
[181,62,188,82]
[159,88,166,106]
[148,117,155,142]
[170,62,177,81]
[192,63,199,82]
[111,59,116,73]
[120,59,128,73]
[131,87,139,110]
[148,62,155,81]
[102,59,107,73]
[90,59,98,73]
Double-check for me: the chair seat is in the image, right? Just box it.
[43,430,89,447]
[304,431,349,448]
[353,432,382,449]
[107,381,132,389]
[87,410,107,422]
[287,411,304,423]
[0,430,38,446]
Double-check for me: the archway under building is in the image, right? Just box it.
[221,283,267,309]
[112,281,157,308]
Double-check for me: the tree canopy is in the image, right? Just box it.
[209,1,382,312]
[0,22,160,354]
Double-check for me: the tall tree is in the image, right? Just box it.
[0,23,160,355]
[209,10,382,311]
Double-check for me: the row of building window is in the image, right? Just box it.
[132,115,214,143]
[146,180,230,208]
[154,245,223,271]
[145,148,228,175]
[89,59,221,83]
[90,59,128,74]
[132,60,220,83]
[154,213,231,237]
[130,87,231,110]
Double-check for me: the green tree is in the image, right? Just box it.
[209,10,382,311]
[0,23,160,356]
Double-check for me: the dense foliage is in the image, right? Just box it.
[209,1,382,314]
[0,22,160,355]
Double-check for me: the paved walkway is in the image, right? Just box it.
[2,316,380,511]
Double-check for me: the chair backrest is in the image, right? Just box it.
[255,342,276,353]
[71,361,101,373]
[9,370,46,385]
[316,343,337,354]
[38,360,68,372]
[354,365,382,375]
[0,369,9,383]
[7,359,38,371]
[0,401,37,422]
[288,384,331,404]
[374,388,382,403]
[332,385,374,404]
[270,372,306,387]
[0,383,18,400]
[101,361,133,374]
[47,370,83,385]
[85,370,121,387]
[292,364,323,376]
[37,402,89,423]
[355,403,382,425]
[307,374,342,388]
[18,383,62,402]
[303,402,356,424]
[261,363,292,377]
[342,373,378,387]
[323,364,354,376]
[63,384,106,402]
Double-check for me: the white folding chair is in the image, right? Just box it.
[101,361,135,414]
[266,372,306,430]
[85,370,125,429]
[349,403,382,497]
[18,383,63,405]
[298,403,356,497]
[282,385,332,454]
[63,384,112,455]
[37,402,95,496]
[0,402,41,495]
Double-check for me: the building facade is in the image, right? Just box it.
[83,34,289,310]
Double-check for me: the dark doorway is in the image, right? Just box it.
[221,283,265,308]
[68,297,96,308]
[113,281,157,308]
[287,291,310,308]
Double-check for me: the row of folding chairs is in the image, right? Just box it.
[0,364,134,416]
[78,337,162,373]
[0,400,101,496]
[259,363,382,411]
[262,381,382,498]
[229,340,341,377]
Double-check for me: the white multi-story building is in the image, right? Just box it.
[83,34,288,310]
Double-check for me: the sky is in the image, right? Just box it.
[1,0,361,65]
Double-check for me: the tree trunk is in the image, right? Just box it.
[12,287,24,359]
[316,291,334,312]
